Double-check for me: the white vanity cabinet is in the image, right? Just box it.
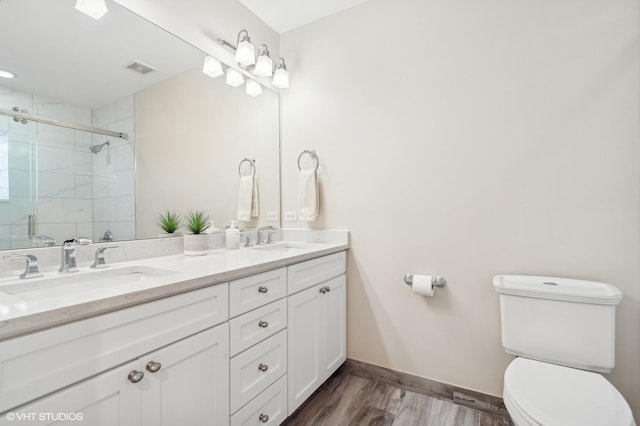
[0,248,348,426]
[139,324,229,426]
[0,324,229,426]
[229,269,289,424]
[287,252,347,415]
[0,284,230,425]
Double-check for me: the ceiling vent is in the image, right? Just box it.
[125,62,156,75]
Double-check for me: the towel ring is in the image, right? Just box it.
[238,158,256,177]
[297,150,319,171]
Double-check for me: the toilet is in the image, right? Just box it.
[493,275,635,426]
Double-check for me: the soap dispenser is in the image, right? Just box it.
[226,221,240,250]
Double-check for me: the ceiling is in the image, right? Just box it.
[0,0,204,109]
[237,0,370,33]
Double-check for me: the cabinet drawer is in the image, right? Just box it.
[230,299,287,357]
[0,284,228,413]
[230,268,286,317]
[231,375,287,426]
[230,330,287,414]
[287,251,346,295]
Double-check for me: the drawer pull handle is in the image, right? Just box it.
[128,370,144,383]
[319,287,326,294]
[258,286,269,294]
[146,361,162,373]
[258,320,269,328]
[258,363,269,372]
[325,286,331,292]
[259,413,269,423]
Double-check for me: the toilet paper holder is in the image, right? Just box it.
[404,274,447,288]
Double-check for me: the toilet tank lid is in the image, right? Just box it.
[493,275,622,305]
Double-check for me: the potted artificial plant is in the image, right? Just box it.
[183,210,211,256]
[156,211,182,237]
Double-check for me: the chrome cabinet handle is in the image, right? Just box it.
[325,286,331,292]
[258,286,269,293]
[146,361,162,373]
[259,413,269,423]
[258,363,269,372]
[319,287,326,294]
[258,320,269,328]
[128,370,144,383]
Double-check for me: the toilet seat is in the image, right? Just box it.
[504,358,634,426]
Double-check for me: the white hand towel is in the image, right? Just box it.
[298,170,319,222]
[251,176,259,218]
[237,175,259,221]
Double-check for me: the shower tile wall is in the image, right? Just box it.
[91,96,136,243]
[34,96,93,245]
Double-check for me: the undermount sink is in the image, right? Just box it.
[0,266,178,299]
[251,242,315,252]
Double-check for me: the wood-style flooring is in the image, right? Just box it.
[283,369,514,426]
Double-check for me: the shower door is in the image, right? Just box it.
[0,104,95,250]
[0,109,37,250]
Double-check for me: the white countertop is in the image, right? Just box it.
[0,241,348,340]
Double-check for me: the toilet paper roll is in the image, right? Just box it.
[412,274,434,297]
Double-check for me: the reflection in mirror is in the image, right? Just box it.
[0,0,280,250]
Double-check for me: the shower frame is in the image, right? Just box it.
[0,107,129,140]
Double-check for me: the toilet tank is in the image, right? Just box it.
[493,275,622,373]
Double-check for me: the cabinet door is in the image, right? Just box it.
[322,275,347,378]
[141,324,230,426]
[287,283,323,415]
[0,361,141,426]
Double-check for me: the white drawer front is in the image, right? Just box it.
[231,375,287,426]
[230,330,287,414]
[287,251,346,295]
[0,284,228,413]
[230,268,286,317]
[230,299,287,357]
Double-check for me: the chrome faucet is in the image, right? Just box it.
[3,254,44,279]
[59,238,92,273]
[91,246,119,269]
[256,226,277,245]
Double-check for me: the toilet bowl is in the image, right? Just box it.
[503,358,634,426]
[493,275,636,426]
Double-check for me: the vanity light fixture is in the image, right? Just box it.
[202,56,223,79]
[254,45,273,78]
[0,70,16,79]
[245,79,263,97]
[234,30,256,67]
[74,0,108,20]
[272,58,289,89]
[226,68,245,87]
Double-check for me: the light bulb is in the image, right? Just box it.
[246,80,263,97]
[255,55,273,77]
[235,40,255,67]
[272,67,289,89]
[202,56,223,79]
[0,70,16,79]
[75,0,108,20]
[226,68,244,87]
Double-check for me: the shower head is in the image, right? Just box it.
[90,140,110,154]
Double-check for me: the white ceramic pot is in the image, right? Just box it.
[183,233,209,256]
[158,232,182,238]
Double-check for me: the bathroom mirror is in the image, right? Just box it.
[0,0,280,250]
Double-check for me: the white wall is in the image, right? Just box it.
[280,0,640,416]
[135,69,280,237]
